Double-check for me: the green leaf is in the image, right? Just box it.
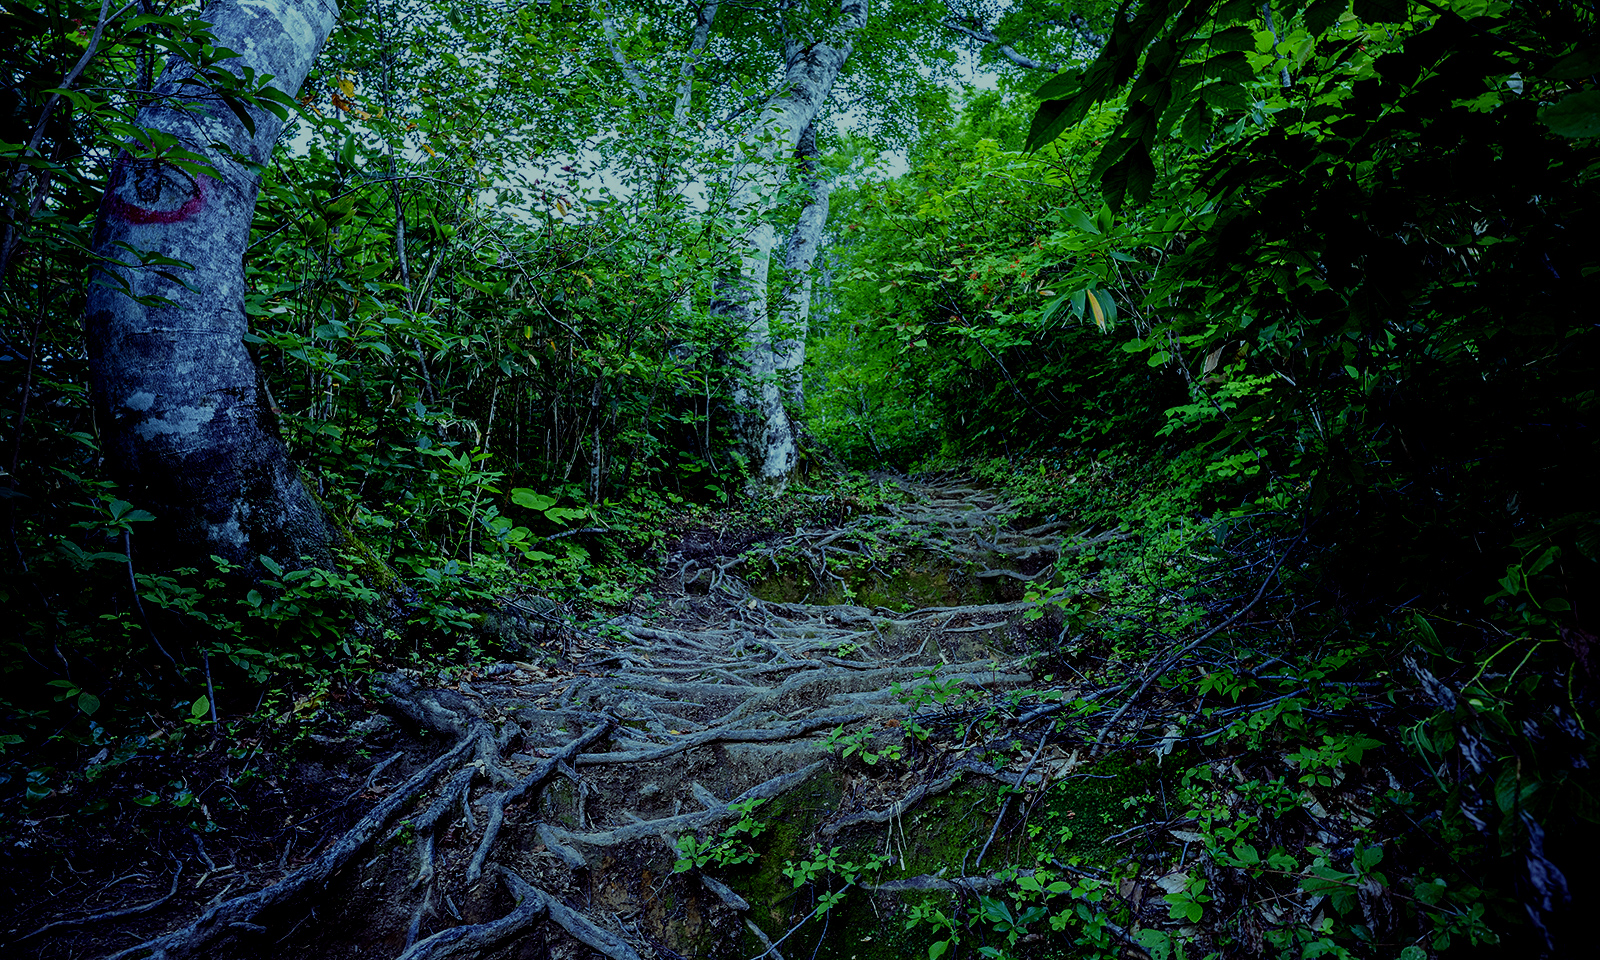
[1412,612,1443,654]
[1541,91,1600,138]
[1101,147,1157,210]
[1494,766,1518,813]
[191,696,211,720]
[1527,545,1561,577]
[1062,206,1100,235]
[1034,69,1082,101]
[1198,82,1252,111]
[77,692,101,715]
[1353,0,1408,22]
[1181,102,1212,149]
[1204,51,1254,83]
[1026,97,1076,152]
[511,488,559,511]
[928,940,951,960]
[259,554,284,577]
[1207,26,1257,52]
[1305,0,1349,34]
[1545,46,1600,81]
[1217,0,1260,21]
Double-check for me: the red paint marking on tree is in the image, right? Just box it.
[104,161,209,225]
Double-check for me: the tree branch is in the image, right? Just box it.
[673,1,720,123]
[940,18,1062,72]
[599,5,648,102]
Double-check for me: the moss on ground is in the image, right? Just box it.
[747,552,1016,611]
[713,751,1165,959]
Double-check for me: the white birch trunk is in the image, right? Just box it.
[717,0,866,487]
[773,122,832,411]
[85,0,339,571]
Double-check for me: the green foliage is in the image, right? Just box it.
[814,92,1183,468]
[673,798,770,872]
[1,0,1596,953]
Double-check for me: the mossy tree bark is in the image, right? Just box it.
[85,0,338,572]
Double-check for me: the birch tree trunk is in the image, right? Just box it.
[773,122,832,411]
[715,0,866,487]
[85,0,338,572]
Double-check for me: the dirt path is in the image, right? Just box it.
[40,479,1114,960]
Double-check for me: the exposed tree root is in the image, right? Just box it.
[88,478,1192,960]
[18,864,184,942]
[103,713,492,960]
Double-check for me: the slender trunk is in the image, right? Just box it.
[1261,3,1293,88]
[715,0,866,487]
[773,123,832,412]
[84,0,339,573]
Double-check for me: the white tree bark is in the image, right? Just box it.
[85,0,339,571]
[773,122,832,410]
[716,0,866,487]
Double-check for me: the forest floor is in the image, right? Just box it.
[6,477,1167,960]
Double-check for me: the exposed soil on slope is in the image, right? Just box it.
[5,479,1127,960]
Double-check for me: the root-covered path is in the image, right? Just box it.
[82,479,1115,960]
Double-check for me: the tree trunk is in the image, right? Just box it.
[773,122,832,411]
[84,0,339,572]
[714,0,865,487]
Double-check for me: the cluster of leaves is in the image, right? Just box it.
[810,3,1596,953]
[0,0,760,810]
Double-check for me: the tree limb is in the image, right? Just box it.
[940,19,1062,72]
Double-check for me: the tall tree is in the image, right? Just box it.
[595,0,958,486]
[714,0,867,484]
[85,0,339,571]
[772,122,832,410]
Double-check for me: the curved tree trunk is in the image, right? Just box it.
[85,0,338,572]
[773,122,833,411]
[715,0,865,487]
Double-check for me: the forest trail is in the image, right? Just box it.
[85,480,1107,960]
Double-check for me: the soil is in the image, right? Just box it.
[3,479,1126,960]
